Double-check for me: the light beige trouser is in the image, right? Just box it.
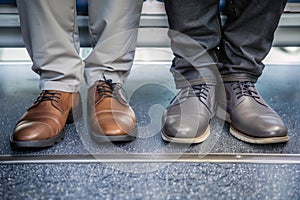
[16,0,143,92]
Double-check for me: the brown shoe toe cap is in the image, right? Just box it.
[91,112,136,136]
[13,121,55,141]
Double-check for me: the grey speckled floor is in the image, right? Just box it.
[0,62,300,199]
[1,163,299,199]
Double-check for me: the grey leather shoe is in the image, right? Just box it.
[161,84,215,143]
[217,81,289,144]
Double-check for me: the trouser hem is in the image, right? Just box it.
[40,81,81,93]
[220,74,258,83]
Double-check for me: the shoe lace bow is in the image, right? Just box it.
[96,78,122,99]
[232,81,260,100]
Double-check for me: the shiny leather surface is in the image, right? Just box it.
[88,80,136,138]
[219,82,288,140]
[162,85,215,143]
[11,91,80,143]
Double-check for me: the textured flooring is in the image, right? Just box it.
[0,61,299,199]
[1,163,299,199]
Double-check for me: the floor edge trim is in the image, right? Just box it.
[1,153,300,164]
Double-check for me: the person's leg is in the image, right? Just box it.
[11,0,82,148]
[85,0,143,142]
[162,0,221,143]
[17,0,83,92]
[165,0,221,88]
[220,0,287,81]
[84,0,143,86]
[217,0,289,143]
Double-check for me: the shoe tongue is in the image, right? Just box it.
[40,90,61,100]
[191,84,207,90]
[191,84,206,90]
[98,79,117,90]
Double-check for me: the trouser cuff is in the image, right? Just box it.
[221,73,259,83]
[172,67,219,89]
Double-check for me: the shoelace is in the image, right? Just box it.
[192,85,212,112]
[176,84,210,103]
[96,79,122,99]
[34,90,61,104]
[231,81,260,100]
[190,84,210,101]
[174,84,211,108]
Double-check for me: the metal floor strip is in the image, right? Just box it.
[1,153,300,164]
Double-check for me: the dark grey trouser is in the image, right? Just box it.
[164,0,287,88]
[16,0,143,92]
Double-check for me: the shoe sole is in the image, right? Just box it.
[216,106,290,144]
[161,125,210,144]
[229,126,289,144]
[10,130,65,149]
[90,126,137,143]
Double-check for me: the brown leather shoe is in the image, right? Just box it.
[10,90,81,148]
[217,81,289,144]
[88,79,137,142]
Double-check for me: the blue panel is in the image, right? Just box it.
[0,0,16,4]
[76,0,88,14]
[220,0,227,11]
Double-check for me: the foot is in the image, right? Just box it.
[217,81,289,144]
[11,90,81,148]
[88,79,137,142]
[161,84,215,144]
